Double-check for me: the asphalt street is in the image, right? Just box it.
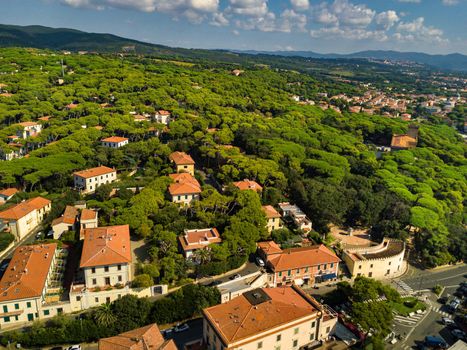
[400,264,467,291]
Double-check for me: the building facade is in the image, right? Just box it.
[278,202,312,233]
[178,228,222,260]
[0,197,51,241]
[168,173,201,206]
[16,122,42,139]
[342,239,406,280]
[101,136,129,148]
[73,166,117,194]
[0,188,18,203]
[202,285,337,350]
[169,151,195,176]
[154,110,172,125]
[262,205,282,233]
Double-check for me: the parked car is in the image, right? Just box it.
[424,336,447,349]
[451,329,466,341]
[174,323,189,332]
[255,257,265,267]
[66,346,81,350]
[50,347,63,350]
[35,231,43,239]
[162,328,173,336]
[230,273,241,280]
[437,296,448,304]
[441,317,455,326]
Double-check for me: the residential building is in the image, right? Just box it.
[202,285,338,350]
[0,188,19,203]
[0,143,27,161]
[0,197,51,241]
[16,122,42,139]
[257,242,340,287]
[101,136,129,148]
[51,205,79,239]
[391,125,419,150]
[79,208,98,231]
[278,202,312,233]
[73,166,117,194]
[0,243,61,329]
[178,228,222,260]
[262,205,282,233]
[169,151,195,175]
[232,179,263,192]
[99,323,178,350]
[342,239,406,279]
[217,272,268,303]
[154,110,172,125]
[168,173,201,206]
[70,225,132,310]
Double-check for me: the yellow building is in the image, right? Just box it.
[262,205,282,233]
[169,151,195,176]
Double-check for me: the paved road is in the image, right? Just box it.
[400,264,467,291]
[200,260,261,286]
[163,318,203,349]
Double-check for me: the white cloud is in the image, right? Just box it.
[310,26,388,41]
[331,0,375,27]
[278,9,307,32]
[396,17,447,43]
[227,0,268,17]
[442,0,459,5]
[313,5,339,24]
[397,0,421,3]
[210,12,229,26]
[375,10,399,30]
[290,0,309,11]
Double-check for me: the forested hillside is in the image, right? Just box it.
[0,48,465,269]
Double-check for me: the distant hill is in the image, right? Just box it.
[239,49,467,72]
[0,23,466,71]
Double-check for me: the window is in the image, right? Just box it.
[293,340,298,348]
[90,186,93,190]
[257,342,263,349]
[387,269,390,275]
[43,310,50,316]
[104,266,109,272]
[305,267,308,273]
[294,327,299,335]
[26,302,31,308]
[358,265,362,269]
[326,326,330,333]
[287,270,291,276]
[4,316,10,323]
[105,277,111,285]
[14,303,19,310]
[92,278,97,285]
[276,334,281,342]
[118,275,122,282]
[310,333,315,341]
[185,195,188,199]
[323,264,327,270]
[177,196,181,200]
[106,297,111,304]
[57,308,63,315]
[95,297,99,303]
[3,306,7,313]
[357,273,361,277]
[370,264,373,268]
[76,296,81,301]
[91,267,96,274]
[369,272,373,277]
[389,261,391,266]
[278,272,282,277]
[118,265,122,271]
[311,321,316,328]
[330,263,334,268]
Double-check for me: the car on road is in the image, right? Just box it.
[162,328,173,336]
[424,336,447,349]
[66,346,81,350]
[208,280,222,287]
[255,257,265,267]
[174,323,189,332]
[448,300,460,313]
[451,329,466,341]
[230,273,241,280]
[35,231,43,240]
[441,317,455,326]
[437,296,448,304]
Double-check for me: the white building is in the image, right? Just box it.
[153,110,172,125]
[0,188,19,204]
[278,202,312,232]
[101,136,129,148]
[16,122,42,139]
[217,272,268,304]
[73,166,117,194]
[178,228,222,260]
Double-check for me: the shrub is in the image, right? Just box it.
[0,233,15,251]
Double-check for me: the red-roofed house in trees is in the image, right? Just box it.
[168,173,201,206]
[101,136,129,148]
[169,151,195,175]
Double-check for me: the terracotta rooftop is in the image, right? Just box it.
[101,136,129,143]
[0,197,50,221]
[66,103,78,109]
[80,208,97,221]
[169,151,195,165]
[80,225,132,268]
[38,116,51,121]
[168,173,201,196]
[390,135,417,149]
[0,188,19,198]
[73,166,115,179]
[268,245,340,272]
[17,121,40,127]
[262,205,281,219]
[157,110,171,116]
[233,179,263,192]
[98,324,177,350]
[52,205,78,226]
[179,228,222,252]
[0,243,57,302]
[257,241,283,256]
[203,286,320,345]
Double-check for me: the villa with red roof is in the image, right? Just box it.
[169,151,195,175]
[257,243,340,287]
[178,228,222,260]
[262,205,282,233]
[154,110,172,125]
[233,179,263,192]
[0,197,51,240]
[168,173,201,206]
[73,166,117,194]
[101,136,129,148]
[0,188,19,203]
[16,121,42,139]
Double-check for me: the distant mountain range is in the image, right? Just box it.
[0,23,466,72]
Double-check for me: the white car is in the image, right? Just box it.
[67,346,81,350]
[441,317,455,326]
[174,323,189,332]
[256,257,265,267]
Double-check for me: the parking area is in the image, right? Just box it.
[162,318,203,349]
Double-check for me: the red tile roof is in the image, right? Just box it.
[169,151,195,165]
[157,110,171,116]
[257,241,283,256]
[0,188,19,198]
[73,166,115,179]
[233,179,263,192]
[52,205,78,226]
[168,173,201,196]
[80,225,131,268]
[268,244,340,272]
[203,286,320,345]
[17,121,40,127]
[99,324,177,350]
[178,228,222,252]
[0,243,57,302]
[38,116,51,121]
[262,205,281,219]
[390,135,417,149]
[101,136,129,143]
[0,197,51,220]
[80,208,97,221]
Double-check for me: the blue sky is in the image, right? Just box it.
[0,0,466,54]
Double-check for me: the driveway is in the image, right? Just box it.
[130,237,150,276]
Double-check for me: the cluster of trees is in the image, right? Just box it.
[0,284,219,347]
[0,47,465,269]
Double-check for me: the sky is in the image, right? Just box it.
[0,0,466,54]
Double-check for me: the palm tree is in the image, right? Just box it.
[193,248,212,264]
[93,303,116,327]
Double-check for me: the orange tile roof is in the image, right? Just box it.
[7,135,19,140]
[203,286,320,345]
[262,205,281,219]
[101,136,129,143]
[94,126,104,130]
[73,166,115,179]
[38,116,51,121]
[80,208,97,221]
[99,324,177,350]
[179,228,222,252]
[0,243,57,302]
[0,197,51,220]
[66,103,78,109]
[17,121,40,127]
[0,188,19,198]
[80,225,132,268]
[233,179,263,192]
[257,241,283,255]
[53,205,78,226]
[169,151,195,165]
[157,110,171,116]
[168,173,201,196]
[390,135,417,149]
[268,245,340,272]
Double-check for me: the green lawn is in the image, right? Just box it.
[389,297,426,316]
